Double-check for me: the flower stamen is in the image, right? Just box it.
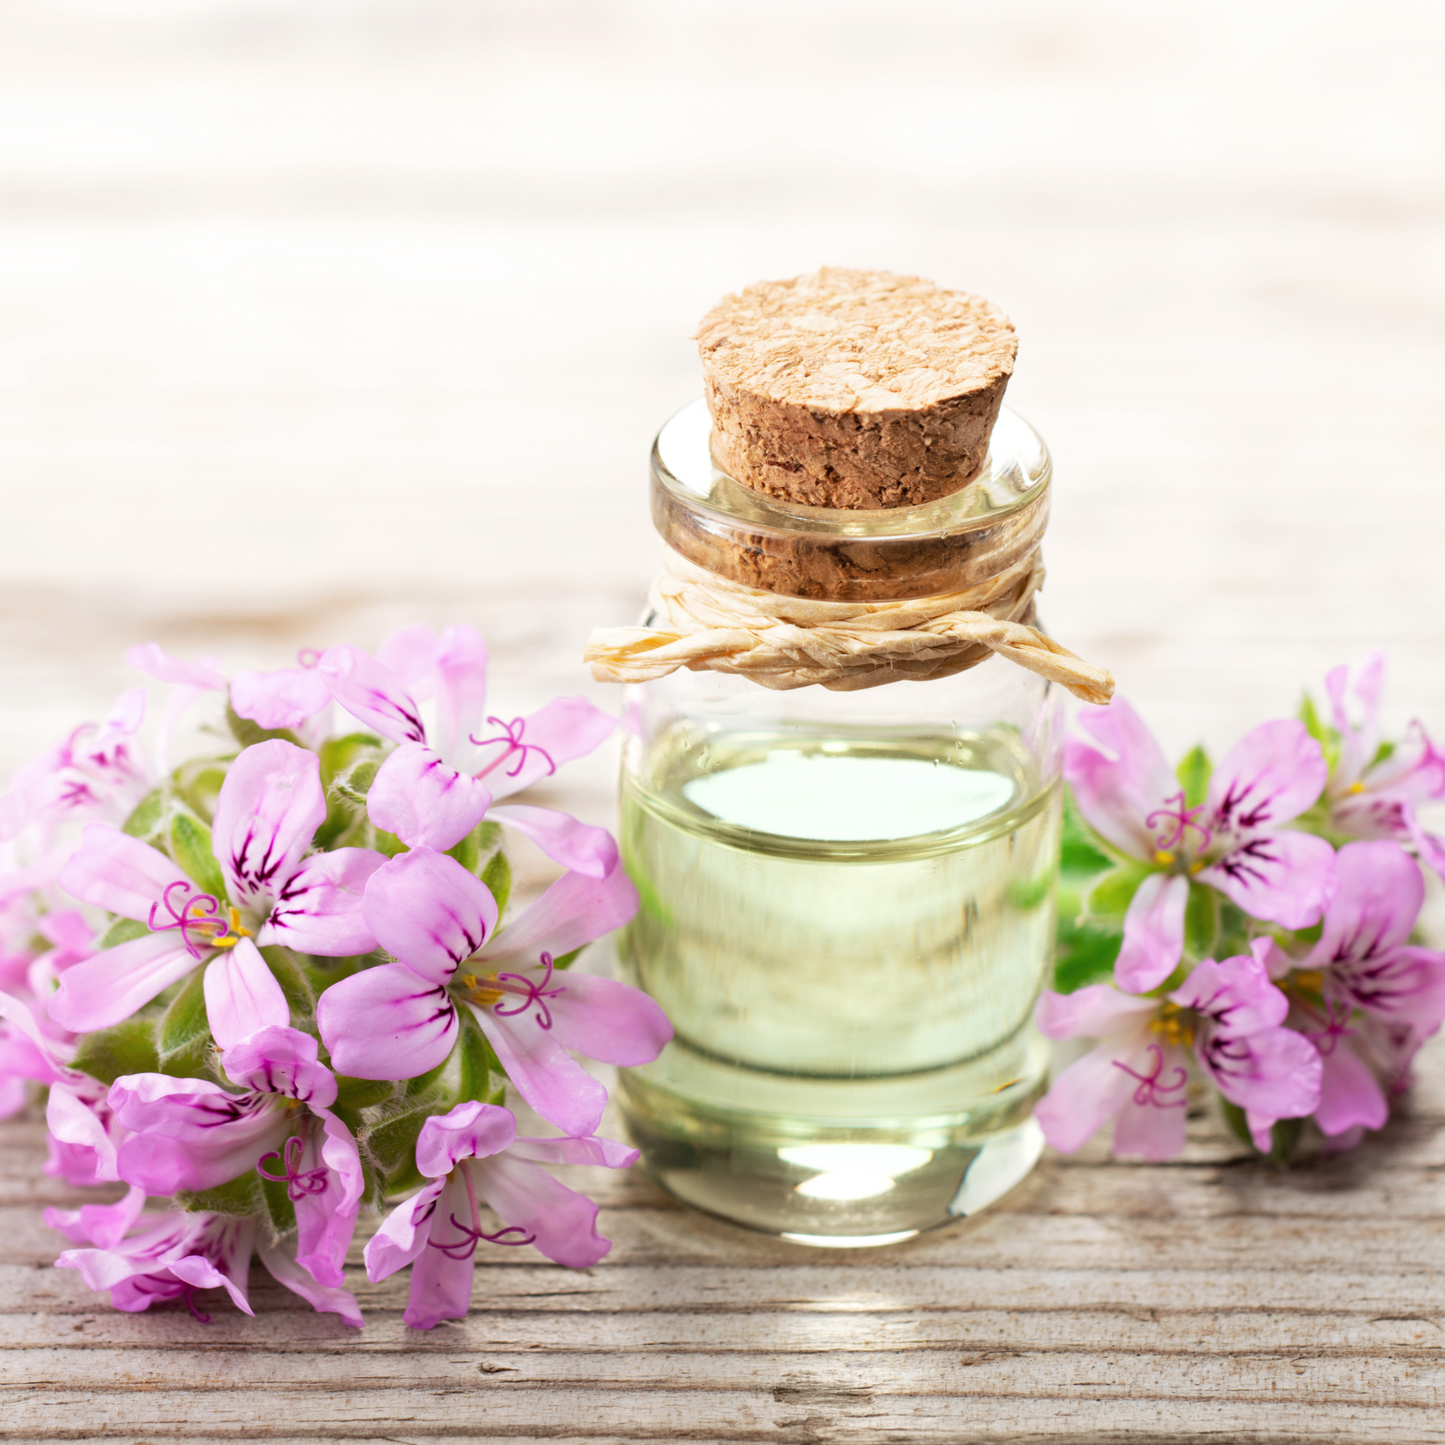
[490,952,567,1030]
[256,1135,330,1201]
[1112,1042,1190,1109]
[1146,791,1213,857]
[147,881,232,959]
[470,716,557,781]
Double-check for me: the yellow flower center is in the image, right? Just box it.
[1151,1001,1194,1048]
[209,908,253,951]
[454,972,503,1008]
[1154,850,1175,867]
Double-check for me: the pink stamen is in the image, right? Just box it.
[1146,790,1213,854]
[492,951,567,1030]
[147,880,229,959]
[183,1286,212,1324]
[296,648,321,668]
[1112,1043,1190,1109]
[256,1135,330,1201]
[1302,999,1357,1057]
[427,1215,537,1259]
[470,715,556,780]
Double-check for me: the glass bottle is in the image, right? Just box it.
[612,399,1064,1245]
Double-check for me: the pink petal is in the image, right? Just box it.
[318,644,427,746]
[292,1110,364,1288]
[204,938,290,1050]
[230,668,331,731]
[403,1171,476,1329]
[126,643,226,691]
[1113,872,1189,993]
[1196,1022,1322,1119]
[1034,984,1156,1041]
[364,1178,446,1282]
[258,846,385,955]
[46,1082,120,1183]
[0,990,74,1079]
[1198,826,1337,928]
[471,1153,613,1268]
[1062,698,1177,861]
[473,861,639,973]
[43,1184,146,1248]
[48,931,199,1033]
[367,743,492,851]
[1301,840,1422,972]
[59,823,190,921]
[432,625,490,763]
[257,1234,364,1328]
[364,848,498,984]
[488,804,617,879]
[1325,653,1385,785]
[1207,719,1328,833]
[1111,1089,1188,1161]
[470,1003,608,1138]
[220,1025,338,1107]
[1171,953,1288,1034]
[376,625,445,688]
[479,696,616,801]
[508,1134,639,1170]
[1033,1041,1144,1154]
[316,964,459,1080]
[414,1100,516,1178]
[545,973,673,1066]
[1313,1038,1389,1136]
[107,687,148,735]
[211,740,327,915]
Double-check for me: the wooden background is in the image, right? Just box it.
[1,1,1442,1439]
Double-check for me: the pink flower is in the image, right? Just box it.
[0,688,151,844]
[51,1207,363,1327]
[317,847,663,1137]
[0,988,77,1122]
[363,1100,637,1330]
[1066,698,1336,992]
[1323,653,1445,877]
[108,1022,364,1289]
[318,626,617,874]
[1284,840,1445,1139]
[51,739,383,1032]
[1035,943,1322,1159]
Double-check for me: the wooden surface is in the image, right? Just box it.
[2,1,1444,1440]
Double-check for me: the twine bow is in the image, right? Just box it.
[584,550,1114,701]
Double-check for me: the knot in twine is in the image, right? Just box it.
[584,550,1114,702]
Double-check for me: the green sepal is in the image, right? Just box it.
[1298,692,1341,773]
[319,732,385,786]
[1183,883,1220,962]
[447,820,504,877]
[179,1169,262,1219]
[479,845,512,919]
[121,787,166,843]
[226,700,302,751]
[258,1171,298,1237]
[360,1104,436,1179]
[1220,1097,1254,1150]
[71,1016,160,1086]
[405,1055,452,1097]
[97,916,150,951]
[259,945,316,1021]
[1052,916,1123,994]
[329,757,380,809]
[457,1011,507,1105]
[1369,739,1396,770]
[1084,863,1152,920]
[549,946,584,972]
[335,1076,396,1111]
[167,807,228,903]
[370,825,408,859]
[156,969,209,1057]
[1219,1097,1303,1168]
[1175,745,1212,809]
[171,757,231,825]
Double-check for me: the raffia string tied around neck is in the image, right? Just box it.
[584,548,1115,703]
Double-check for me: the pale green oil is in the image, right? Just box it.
[616,723,1060,1242]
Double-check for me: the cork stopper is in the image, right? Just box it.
[696,267,1018,510]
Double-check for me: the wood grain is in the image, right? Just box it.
[2,1,1444,1440]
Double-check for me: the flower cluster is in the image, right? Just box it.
[1041,653,1445,1161]
[0,626,669,1329]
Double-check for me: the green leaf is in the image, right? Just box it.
[370,824,409,859]
[1369,739,1396,769]
[121,787,166,842]
[447,820,504,878]
[1218,1098,1303,1167]
[479,845,512,919]
[71,1017,160,1086]
[457,1011,507,1105]
[1175,745,1212,809]
[1060,792,1113,878]
[1298,692,1341,773]
[179,1168,262,1218]
[1183,883,1219,961]
[156,969,209,1057]
[226,700,302,750]
[259,945,315,1021]
[97,916,151,951]
[1219,1097,1254,1151]
[168,807,228,902]
[1052,918,1122,993]
[1008,869,1054,911]
[319,732,384,787]
[549,947,584,972]
[171,758,230,824]
[258,1169,298,1238]
[1085,863,1152,920]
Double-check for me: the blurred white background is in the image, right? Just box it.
[1,0,1442,777]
